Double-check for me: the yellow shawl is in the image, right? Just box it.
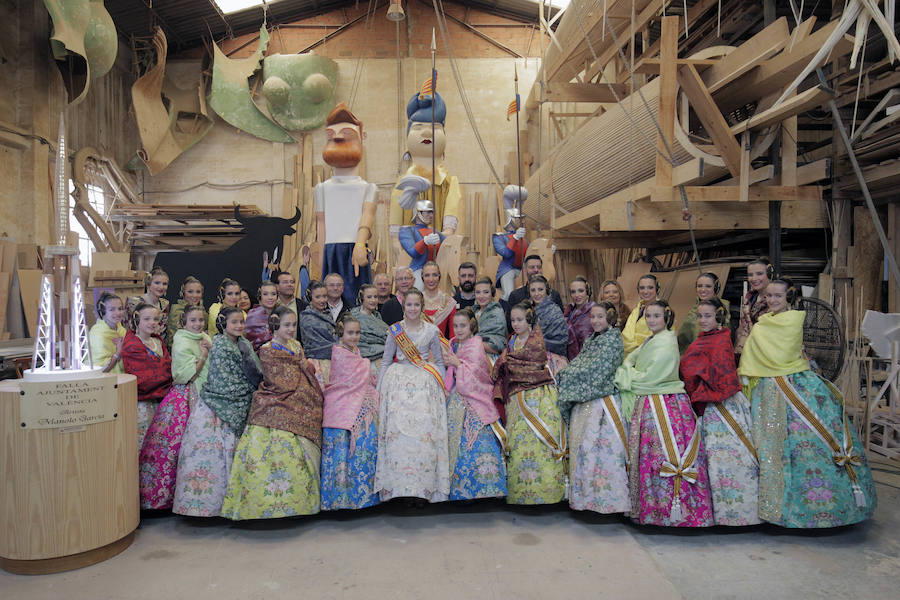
[622,301,652,356]
[737,310,809,378]
[89,320,127,373]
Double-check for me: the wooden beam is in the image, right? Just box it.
[582,0,664,84]
[702,16,790,93]
[729,86,832,133]
[677,63,743,177]
[713,18,853,113]
[739,131,751,202]
[655,16,679,188]
[651,185,821,203]
[554,158,727,230]
[554,235,662,249]
[540,82,628,105]
[634,58,718,74]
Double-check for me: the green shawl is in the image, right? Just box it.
[172,328,211,391]
[166,300,207,348]
[351,306,388,360]
[475,301,507,354]
[677,297,731,354]
[557,327,624,423]
[200,334,263,435]
[614,329,685,422]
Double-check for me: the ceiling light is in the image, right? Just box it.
[213,0,274,15]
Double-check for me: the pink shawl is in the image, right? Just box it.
[323,345,380,451]
[445,335,500,427]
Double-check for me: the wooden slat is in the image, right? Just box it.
[677,63,742,177]
[702,16,790,93]
[651,185,821,202]
[729,86,832,134]
[655,16,679,188]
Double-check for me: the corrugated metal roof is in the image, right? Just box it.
[106,0,556,51]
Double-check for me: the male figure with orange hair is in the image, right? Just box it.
[315,102,377,305]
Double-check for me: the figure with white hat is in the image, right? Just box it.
[492,185,529,301]
[399,199,445,290]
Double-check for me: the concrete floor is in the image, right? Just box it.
[3,459,899,600]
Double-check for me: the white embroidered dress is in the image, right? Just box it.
[375,321,450,502]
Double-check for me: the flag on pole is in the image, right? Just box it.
[506,94,520,120]
[419,70,438,99]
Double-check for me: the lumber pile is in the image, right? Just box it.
[110,203,266,253]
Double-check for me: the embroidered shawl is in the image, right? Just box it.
[323,344,379,450]
[248,340,324,446]
[201,334,263,436]
[491,324,554,403]
[535,297,568,356]
[564,301,595,360]
[676,298,731,354]
[475,301,507,354]
[172,328,211,391]
[557,327,624,423]
[622,301,652,355]
[121,330,173,402]
[351,306,388,360]
[89,320,126,373]
[300,306,337,359]
[737,310,809,378]
[244,305,273,352]
[445,335,501,425]
[679,327,740,413]
[614,329,685,422]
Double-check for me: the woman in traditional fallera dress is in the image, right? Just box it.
[167,276,206,349]
[223,307,324,519]
[174,307,263,517]
[139,307,208,510]
[677,272,731,354]
[473,276,507,361]
[529,275,569,372]
[375,288,450,503]
[615,300,714,527]
[442,309,507,501]
[121,303,190,509]
[564,276,595,360]
[600,280,631,330]
[89,292,126,374]
[244,281,280,352]
[300,281,337,387]
[421,261,456,339]
[121,303,179,451]
[142,267,171,348]
[734,257,773,356]
[621,274,659,356]
[207,278,244,338]
[680,299,759,526]
[351,283,388,378]
[492,301,567,505]
[320,315,381,510]
[557,302,629,514]
[738,280,876,528]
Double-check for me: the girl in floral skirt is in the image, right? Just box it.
[320,315,381,510]
[174,307,262,517]
[223,306,324,519]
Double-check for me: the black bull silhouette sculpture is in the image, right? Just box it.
[154,206,301,308]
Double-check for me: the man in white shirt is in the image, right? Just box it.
[315,102,376,306]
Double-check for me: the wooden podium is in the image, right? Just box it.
[0,374,139,574]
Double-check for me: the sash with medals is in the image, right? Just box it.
[389,322,444,390]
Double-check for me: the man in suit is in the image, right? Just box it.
[506,254,563,310]
[380,267,416,325]
[324,272,353,323]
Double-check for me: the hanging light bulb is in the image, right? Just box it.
[386,0,405,21]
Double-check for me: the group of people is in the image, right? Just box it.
[86,256,876,529]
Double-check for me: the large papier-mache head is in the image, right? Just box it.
[406,91,447,161]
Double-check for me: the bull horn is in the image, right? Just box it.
[234,204,246,224]
[287,207,301,225]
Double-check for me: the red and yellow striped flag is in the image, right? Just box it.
[419,70,437,99]
[506,95,520,120]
